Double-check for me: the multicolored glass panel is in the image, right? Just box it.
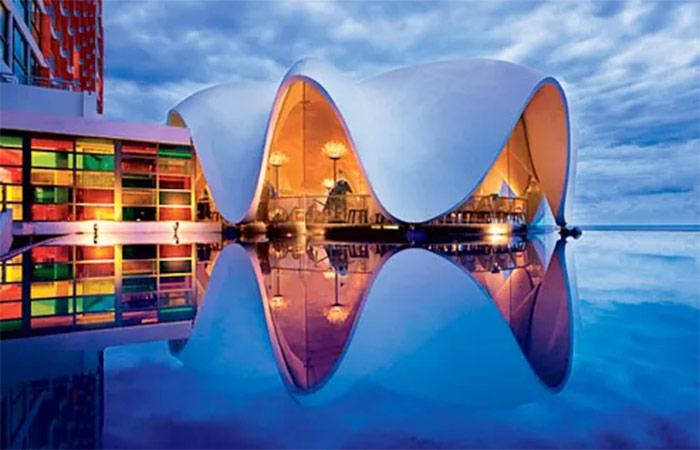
[0,242,200,338]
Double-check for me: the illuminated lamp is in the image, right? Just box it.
[268,270,289,312]
[323,267,349,325]
[269,150,288,194]
[321,141,347,184]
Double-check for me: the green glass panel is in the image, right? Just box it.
[123,276,157,294]
[122,245,157,260]
[158,306,195,322]
[158,145,192,159]
[122,174,155,188]
[76,154,114,171]
[32,263,73,281]
[0,319,22,333]
[32,186,71,204]
[76,295,115,313]
[0,134,23,148]
[31,298,74,317]
[122,206,156,221]
[31,151,74,169]
[159,260,191,274]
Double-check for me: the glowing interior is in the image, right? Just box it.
[259,80,385,227]
[255,242,387,391]
[433,82,569,226]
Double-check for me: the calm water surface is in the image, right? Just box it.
[1,231,698,449]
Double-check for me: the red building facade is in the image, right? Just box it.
[1,0,103,113]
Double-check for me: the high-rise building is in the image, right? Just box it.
[0,0,103,113]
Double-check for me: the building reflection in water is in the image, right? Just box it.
[250,236,573,395]
[1,233,575,448]
[0,234,222,449]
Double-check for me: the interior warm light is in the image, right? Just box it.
[269,150,289,167]
[322,178,335,189]
[487,223,509,235]
[321,141,347,160]
[269,295,290,312]
[322,269,337,280]
[324,304,349,324]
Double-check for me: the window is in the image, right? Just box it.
[0,4,8,64]
[12,25,27,77]
[14,0,29,25]
[31,1,41,46]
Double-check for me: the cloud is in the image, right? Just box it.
[102,0,700,225]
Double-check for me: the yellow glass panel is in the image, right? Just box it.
[10,206,22,220]
[4,265,22,282]
[31,169,74,186]
[76,138,114,154]
[76,171,115,188]
[31,281,74,299]
[75,279,115,296]
[0,185,22,202]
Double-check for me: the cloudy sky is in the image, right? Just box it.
[102,0,700,225]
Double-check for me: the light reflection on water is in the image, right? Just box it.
[1,231,698,448]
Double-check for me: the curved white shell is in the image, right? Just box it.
[170,58,573,225]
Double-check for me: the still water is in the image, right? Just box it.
[1,231,698,449]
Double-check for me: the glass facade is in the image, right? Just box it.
[0,130,218,222]
[0,242,219,337]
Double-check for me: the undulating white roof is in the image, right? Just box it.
[170,58,574,225]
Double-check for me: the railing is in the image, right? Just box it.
[430,195,528,225]
[266,194,382,226]
[0,72,83,91]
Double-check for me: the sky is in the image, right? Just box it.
[102,0,700,225]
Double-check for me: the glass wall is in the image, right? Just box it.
[430,116,545,227]
[0,129,217,223]
[0,242,215,337]
[0,133,24,220]
[262,81,386,229]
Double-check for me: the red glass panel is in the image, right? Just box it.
[32,246,72,263]
[31,137,73,151]
[0,302,22,320]
[160,244,192,258]
[77,206,115,220]
[159,175,191,190]
[122,157,156,173]
[159,207,191,221]
[122,141,157,155]
[76,188,114,204]
[32,204,71,221]
[0,148,23,166]
[0,167,22,183]
[31,316,73,329]
[77,246,115,261]
[0,284,23,301]
[76,262,115,278]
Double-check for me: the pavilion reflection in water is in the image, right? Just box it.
[250,236,573,394]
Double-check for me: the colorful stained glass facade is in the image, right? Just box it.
[0,130,218,223]
[0,242,219,338]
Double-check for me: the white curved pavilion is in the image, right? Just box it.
[170,58,574,232]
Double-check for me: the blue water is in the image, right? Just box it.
[2,231,698,448]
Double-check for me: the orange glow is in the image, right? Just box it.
[76,312,115,325]
[324,304,350,324]
[488,223,510,235]
[269,295,290,311]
